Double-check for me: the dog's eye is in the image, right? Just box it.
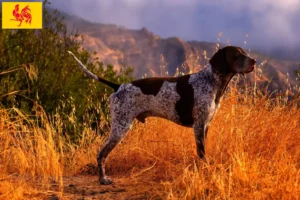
[234,53,240,58]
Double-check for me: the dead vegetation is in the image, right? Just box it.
[0,85,299,199]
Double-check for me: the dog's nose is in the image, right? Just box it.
[250,58,256,65]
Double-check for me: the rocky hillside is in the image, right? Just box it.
[64,14,299,96]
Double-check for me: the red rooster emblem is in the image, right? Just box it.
[10,4,32,27]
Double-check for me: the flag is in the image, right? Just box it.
[2,2,43,29]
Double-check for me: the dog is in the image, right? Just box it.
[68,46,256,185]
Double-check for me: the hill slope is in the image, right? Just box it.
[64,14,299,95]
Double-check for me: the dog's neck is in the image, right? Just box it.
[202,65,236,104]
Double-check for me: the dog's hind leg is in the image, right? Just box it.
[97,115,134,185]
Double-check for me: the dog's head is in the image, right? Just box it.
[209,46,256,75]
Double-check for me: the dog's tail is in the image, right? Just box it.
[68,51,120,92]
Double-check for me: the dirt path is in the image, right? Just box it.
[42,175,164,200]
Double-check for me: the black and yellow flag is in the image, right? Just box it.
[2,2,43,29]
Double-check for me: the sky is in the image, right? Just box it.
[1,0,299,51]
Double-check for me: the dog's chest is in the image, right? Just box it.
[189,73,219,123]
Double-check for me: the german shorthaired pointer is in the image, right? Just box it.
[68,46,256,185]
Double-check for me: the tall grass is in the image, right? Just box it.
[0,104,64,199]
[0,82,299,199]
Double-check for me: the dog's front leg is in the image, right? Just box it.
[193,123,209,159]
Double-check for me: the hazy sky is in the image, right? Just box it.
[3,0,300,50]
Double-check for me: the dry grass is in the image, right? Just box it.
[0,87,299,199]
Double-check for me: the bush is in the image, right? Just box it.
[0,0,133,140]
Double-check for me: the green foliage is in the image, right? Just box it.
[0,0,133,139]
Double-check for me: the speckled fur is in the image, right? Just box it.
[68,46,256,185]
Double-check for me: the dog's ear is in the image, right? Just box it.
[209,48,230,73]
[209,48,224,67]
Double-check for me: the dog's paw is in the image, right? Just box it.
[99,176,113,185]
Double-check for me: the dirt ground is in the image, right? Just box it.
[28,175,165,200]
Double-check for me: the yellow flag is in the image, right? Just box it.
[2,2,43,29]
